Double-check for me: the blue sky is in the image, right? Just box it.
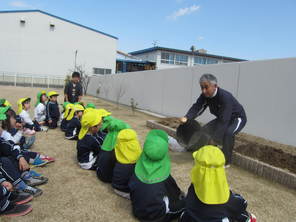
[1,0,296,60]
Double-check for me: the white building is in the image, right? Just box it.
[130,47,246,70]
[0,10,118,77]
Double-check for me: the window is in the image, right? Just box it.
[50,24,55,31]
[194,56,218,65]
[93,68,112,75]
[161,52,188,65]
[206,58,218,64]
[175,54,188,65]
[161,52,174,64]
[20,19,26,27]
[194,56,207,65]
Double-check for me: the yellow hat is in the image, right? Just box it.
[4,100,11,107]
[191,145,230,205]
[96,109,111,117]
[64,103,74,119]
[47,91,59,97]
[78,110,102,140]
[115,129,142,164]
[66,104,84,121]
[17,97,30,114]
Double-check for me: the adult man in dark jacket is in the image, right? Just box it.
[180,74,247,166]
[64,72,83,103]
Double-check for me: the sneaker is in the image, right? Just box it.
[9,191,33,205]
[41,156,55,163]
[249,213,257,222]
[40,126,48,132]
[0,203,32,217]
[224,164,231,168]
[22,186,43,197]
[24,176,48,187]
[31,158,48,167]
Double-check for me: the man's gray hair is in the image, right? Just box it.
[199,73,217,85]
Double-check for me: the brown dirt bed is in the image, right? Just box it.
[157,117,296,174]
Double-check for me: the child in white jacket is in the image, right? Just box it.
[34,91,48,131]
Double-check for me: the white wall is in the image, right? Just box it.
[0,11,117,77]
[87,58,296,147]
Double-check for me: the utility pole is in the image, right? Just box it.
[74,50,78,71]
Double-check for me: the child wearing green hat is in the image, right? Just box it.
[128,129,185,222]
[34,91,48,131]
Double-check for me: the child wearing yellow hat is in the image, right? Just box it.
[76,110,102,170]
[112,129,141,199]
[128,130,185,222]
[179,142,256,222]
[46,91,60,129]
[65,104,84,140]
[60,102,73,131]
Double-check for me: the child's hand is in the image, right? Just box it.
[19,157,30,171]
[1,181,13,191]
[48,120,52,124]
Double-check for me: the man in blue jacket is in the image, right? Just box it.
[180,74,247,166]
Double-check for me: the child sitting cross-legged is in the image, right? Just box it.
[65,104,84,140]
[129,129,185,222]
[46,91,60,129]
[179,138,257,222]
[76,110,103,170]
[60,102,73,132]
[112,128,142,199]
[34,91,48,131]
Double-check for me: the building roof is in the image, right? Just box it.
[0,10,118,40]
[130,46,246,61]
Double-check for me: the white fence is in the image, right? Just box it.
[0,72,65,88]
[87,57,296,147]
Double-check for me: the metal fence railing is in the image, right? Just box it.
[0,72,65,88]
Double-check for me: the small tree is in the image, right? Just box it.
[130,98,138,115]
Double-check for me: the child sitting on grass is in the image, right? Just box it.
[60,102,73,132]
[95,118,129,183]
[0,174,33,217]
[46,91,60,129]
[34,91,48,131]
[179,143,257,222]
[129,129,185,222]
[17,98,38,134]
[76,110,102,170]
[1,107,54,164]
[112,129,141,199]
[65,104,84,140]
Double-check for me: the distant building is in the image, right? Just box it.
[129,46,246,70]
[116,51,155,73]
[0,10,118,77]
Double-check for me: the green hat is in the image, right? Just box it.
[0,106,10,120]
[63,102,71,108]
[0,99,5,106]
[101,119,130,151]
[35,90,47,107]
[101,116,115,131]
[86,103,96,109]
[135,130,171,184]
